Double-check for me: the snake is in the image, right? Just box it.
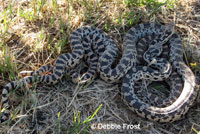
[121,23,197,122]
[0,23,197,123]
[134,35,183,108]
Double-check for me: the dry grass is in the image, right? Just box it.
[0,0,200,133]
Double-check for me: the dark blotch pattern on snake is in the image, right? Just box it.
[121,23,197,122]
[0,23,197,123]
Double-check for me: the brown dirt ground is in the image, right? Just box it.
[0,0,200,134]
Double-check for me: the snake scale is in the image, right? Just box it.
[0,23,197,123]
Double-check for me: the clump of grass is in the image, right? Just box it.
[18,7,35,22]
[123,0,171,18]
[0,8,11,38]
[54,21,69,54]
[0,44,17,80]
[65,104,102,133]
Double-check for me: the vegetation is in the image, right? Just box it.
[0,0,199,133]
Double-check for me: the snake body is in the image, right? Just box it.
[0,27,111,122]
[121,25,197,122]
[134,36,183,107]
[0,23,197,123]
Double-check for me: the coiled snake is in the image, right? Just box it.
[0,23,197,123]
[121,23,197,122]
